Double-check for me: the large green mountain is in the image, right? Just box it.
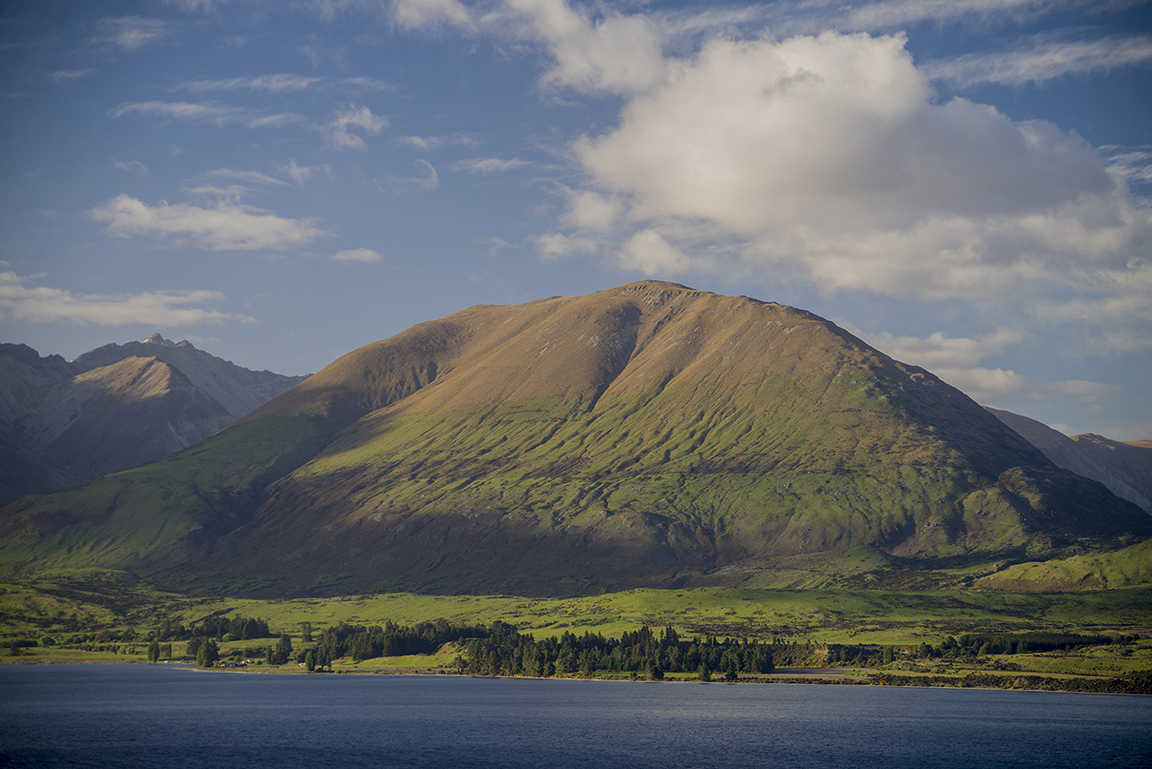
[2,282,1148,596]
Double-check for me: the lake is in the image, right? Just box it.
[1,665,1149,768]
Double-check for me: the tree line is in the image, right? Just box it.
[175,613,1138,673]
[454,622,775,680]
[155,614,272,642]
[314,619,489,664]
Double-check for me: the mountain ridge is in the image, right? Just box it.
[0,336,306,502]
[3,282,1148,596]
[987,408,1152,515]
[72,334,307,420]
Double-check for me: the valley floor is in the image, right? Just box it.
[3,574,1150,694]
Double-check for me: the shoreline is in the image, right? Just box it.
[7,657,1150,696]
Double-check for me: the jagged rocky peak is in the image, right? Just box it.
[142,333,180,348]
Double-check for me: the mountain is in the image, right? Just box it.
[987,407,1152,515]
[2,282,1148,596]
[71,334,307,420]
[0,336,306,503]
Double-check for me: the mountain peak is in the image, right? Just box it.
[5,284,1151,596]
[142,333,179,348]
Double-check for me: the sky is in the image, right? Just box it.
[1,0,1150,440]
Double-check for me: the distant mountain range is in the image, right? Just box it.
[2,282,1147,597]
[0,335,305,503]
[987,408,1151,515]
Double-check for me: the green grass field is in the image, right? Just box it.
[4,569,1149,694]
[5,571,1151,649]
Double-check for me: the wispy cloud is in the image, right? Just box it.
[88,194,327,250]
[924,33,1152,87]
[50,69,96,83]
[832,0,1140,33]
[162,0,235,11]
[391,0,473,30]
[325,104,387,149]
[111,158,149,177]
[182,74,326,93]
[289,0,390,23]
[0,271,253,327]
[1105,149,1152,185]
[207,168,289,186]
[330,247,383,263]
[110,100,305,129]
[178,73,392,93]
[280,158,332,185]
[88,16,175,52]
[410,159,440,191]
[450,157,529,173]
[535,232,599,259]
[182,184,252,203]
[397,133,480,149]
[384,159,440,192]
[337,77,394,92]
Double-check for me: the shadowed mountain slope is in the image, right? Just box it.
[3,283,1149,596]
[73,334,307,420]
[987,408,1152,515]
[0,337,306,503]
[0,350,234,503]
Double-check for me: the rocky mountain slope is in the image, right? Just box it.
[987,407,1152,515]
[72,334,306,420]
[0,336,305,503]
[2,283,1148,596]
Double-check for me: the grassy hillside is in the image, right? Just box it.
[4,573,1151,651]
[0,413,339,577]
[2,282,1148,596]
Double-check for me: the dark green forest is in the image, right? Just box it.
[453,623,775,680]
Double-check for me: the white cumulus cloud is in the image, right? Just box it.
[616,230,694,275]
[562,190,621,232]
[562,30,1145,302]
[504,0,668,94]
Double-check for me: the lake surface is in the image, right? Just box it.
[1,665,1149,768]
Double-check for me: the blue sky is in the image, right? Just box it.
[1,0,1149,440]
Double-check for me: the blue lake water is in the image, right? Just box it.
[1,665,1149,768]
